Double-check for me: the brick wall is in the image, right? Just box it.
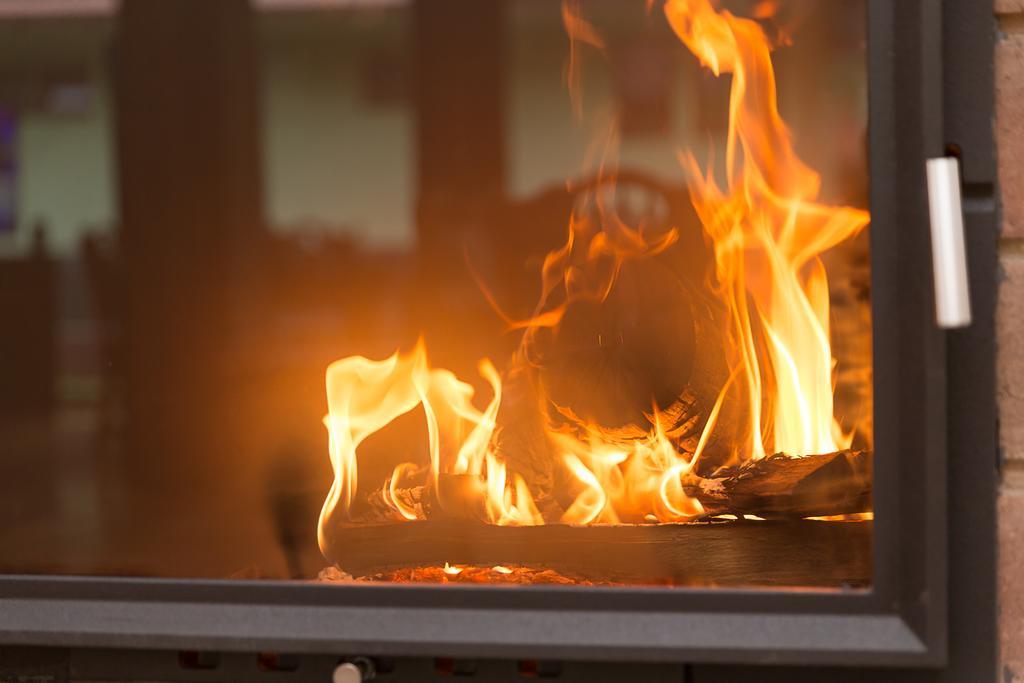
[998,1,1024,679]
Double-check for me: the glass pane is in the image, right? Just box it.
[0,0,870,589]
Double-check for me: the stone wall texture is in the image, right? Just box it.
[999,1,1024,679]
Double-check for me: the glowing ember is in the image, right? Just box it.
[319,564,608,586]
[810,512,875,522]
[316,0,871,552]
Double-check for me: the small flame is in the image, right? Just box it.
[562,0,606,118]
[316,342,544,553]
[492,565,514,574]
[443,562,463,576]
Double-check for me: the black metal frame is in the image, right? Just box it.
[0,0,997,679]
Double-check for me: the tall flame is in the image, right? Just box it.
[663,0,869,458]
[317,0,870,548]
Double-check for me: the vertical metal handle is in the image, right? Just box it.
[926,157,972,328]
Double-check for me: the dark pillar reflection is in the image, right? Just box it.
[414,0,506,248]
[113,0,265,487]
[412,0,510,374]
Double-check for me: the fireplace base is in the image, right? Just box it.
[323,519,872,588]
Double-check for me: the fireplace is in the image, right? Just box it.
[0,0,996,681]
[317,0,878,588]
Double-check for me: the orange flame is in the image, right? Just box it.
[317,0,869,548]
[562,0,606,118]
[317,342,543,550]
[663,0,869,458]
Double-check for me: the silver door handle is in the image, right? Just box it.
[926,157,972,328]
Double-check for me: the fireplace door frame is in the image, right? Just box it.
[0,0,995,671]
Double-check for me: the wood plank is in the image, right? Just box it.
[322,519,872,588]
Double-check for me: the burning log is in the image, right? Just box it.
[359,449,872,524]
[326,454,873,587]
[686,450,872,519]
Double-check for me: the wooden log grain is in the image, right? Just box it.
[686,450,872,519]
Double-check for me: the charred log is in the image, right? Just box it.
[687,449,872,519]
[356,449,872,525]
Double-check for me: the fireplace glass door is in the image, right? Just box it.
[0,0,871,591]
